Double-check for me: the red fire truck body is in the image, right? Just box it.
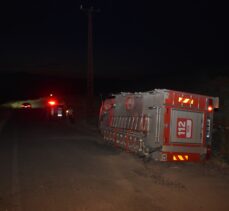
[99,89,219,162]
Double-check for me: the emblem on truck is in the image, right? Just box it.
[125,96,135,110]
[176,118,193,139]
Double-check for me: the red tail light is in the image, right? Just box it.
[207,99,213,112]
[208,106,213,112]
[48,100,56,106]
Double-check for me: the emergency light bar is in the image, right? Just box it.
[178,97,194,104]
[48,100,56,106]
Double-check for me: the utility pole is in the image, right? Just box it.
[80,5,99,98]
[80,4,100,117]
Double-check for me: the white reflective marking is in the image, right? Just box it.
[186,120,192,138]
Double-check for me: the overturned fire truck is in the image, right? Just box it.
[99,89,219,162]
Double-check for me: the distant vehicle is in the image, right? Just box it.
[21,102,32,109]
[99,89,219,162]
[47,102,66,120]
[52,105,66,118]
[46,95,75,123]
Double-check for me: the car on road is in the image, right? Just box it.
[21,102,32,109]
[47,104,67,119]
[46,95,75,123]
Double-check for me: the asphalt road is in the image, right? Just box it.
[0,109,229,211]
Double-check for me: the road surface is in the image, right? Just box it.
[0,109,229,211]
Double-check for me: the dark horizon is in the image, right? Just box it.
[0,69,227,104]
[1,0,229,103]
[1,1,229,76]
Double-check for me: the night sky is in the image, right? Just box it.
[0,0,229,100]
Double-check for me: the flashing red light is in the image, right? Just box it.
[208,106,213,112]
[48,100,56,106]
[207,99,213,112]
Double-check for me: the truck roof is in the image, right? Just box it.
[112,89,214,98]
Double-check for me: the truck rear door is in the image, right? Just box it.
[170,109,204,144]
